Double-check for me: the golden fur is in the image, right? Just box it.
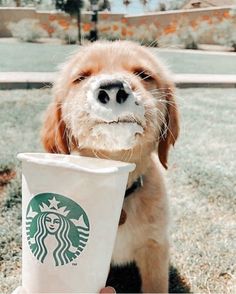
[41,41,179,293]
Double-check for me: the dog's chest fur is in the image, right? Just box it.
[113,157,168,264]
[112,187,168,265]
[112,194,154,264]
[107,157,168,291]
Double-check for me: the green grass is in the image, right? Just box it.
[0,88,235,293]
[168,89,236,293]
[0,42,236,74]
[157,50,236,75]
[0,89,50,170]
[0,43,77,72]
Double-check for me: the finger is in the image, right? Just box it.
[100,286,116,293]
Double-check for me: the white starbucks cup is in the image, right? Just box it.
[16,153,135,294]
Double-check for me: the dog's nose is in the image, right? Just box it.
[97,81,129,105]
[116,88,129,104]
[97,90,110,104]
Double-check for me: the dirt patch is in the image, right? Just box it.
[0,170,16,186]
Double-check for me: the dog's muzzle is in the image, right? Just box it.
[82,75,146,150]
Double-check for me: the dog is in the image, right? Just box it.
[41,41,179,293]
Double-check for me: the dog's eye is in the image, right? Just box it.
[73,71,91,84]
[134,69,154,82]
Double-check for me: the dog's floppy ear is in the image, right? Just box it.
[41,102,70,154]
[158,84,179,169]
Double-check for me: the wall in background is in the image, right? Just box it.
[0,6,235,46]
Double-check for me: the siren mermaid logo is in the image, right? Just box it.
[26,193,90,266]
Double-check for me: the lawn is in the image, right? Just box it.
[1,42,236,74]
[0,88,235,293]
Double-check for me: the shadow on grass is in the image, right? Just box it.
[169,265,191,293]
[106,262,191,293]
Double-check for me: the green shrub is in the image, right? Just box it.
[51,20,78,44]
[7,19,48,42]
[213,19,236,52]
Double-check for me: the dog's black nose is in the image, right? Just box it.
[116,88,129,104]
[97,81,129,105]
[97,90,110,104]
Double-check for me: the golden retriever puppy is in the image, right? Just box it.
[41,41,179,293]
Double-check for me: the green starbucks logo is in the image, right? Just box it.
[26,193,90,266]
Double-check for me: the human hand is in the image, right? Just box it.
[100,286,116,293]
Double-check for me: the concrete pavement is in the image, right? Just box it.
[0,72,55,90]
[0,72,236,89]
[174,74,236,88]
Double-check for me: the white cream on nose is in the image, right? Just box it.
[85,74,145,122]
[83,74,146,150]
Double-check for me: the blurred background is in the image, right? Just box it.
[0,0,236,49]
